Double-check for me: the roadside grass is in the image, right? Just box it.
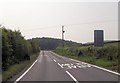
[2,53,39,81]
[93,59,116,67]
[67,55,116,68]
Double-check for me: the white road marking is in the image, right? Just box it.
[51,51,120,75]
[60,63,91,69]
[68,64,77,69]
[14,59,38,83]
[66,71,79,83]
[45,54,53,62]
[57,63,63,68]
[38,54,43,62]
[53,59,57,62]
[70,58,120,76]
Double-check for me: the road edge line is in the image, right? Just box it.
[66,71,79,83]
[14,59,38,83]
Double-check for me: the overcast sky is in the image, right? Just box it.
[0,0,119,43]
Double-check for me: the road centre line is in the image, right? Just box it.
[66,71,79,83]
[57,63,63,68]
[14,59,38,83]
[53,59,57,62]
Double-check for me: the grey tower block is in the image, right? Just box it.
[94,30,104,46]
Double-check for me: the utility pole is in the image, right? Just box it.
[62,25,65,47]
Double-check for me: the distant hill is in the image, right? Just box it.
[82,40,120,46]
[29,37,82,50]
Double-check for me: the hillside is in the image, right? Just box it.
[29,37,82,50]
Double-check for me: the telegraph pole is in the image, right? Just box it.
[62,25,65,47]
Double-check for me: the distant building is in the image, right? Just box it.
[94,30,104,46]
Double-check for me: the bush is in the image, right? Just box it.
[2,27,40,71]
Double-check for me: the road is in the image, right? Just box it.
[15,51,119,83]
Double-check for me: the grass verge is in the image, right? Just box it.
[67,55,117,71]
[2,53,39,81]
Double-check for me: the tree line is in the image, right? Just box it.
[31,37,82,50]
[1,26,40,71]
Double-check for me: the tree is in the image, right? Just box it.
[2,27,40,71]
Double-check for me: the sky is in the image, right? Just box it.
[0,0,119,43]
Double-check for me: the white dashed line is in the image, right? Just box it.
[14,59,38,83]
[53,59,57,62]
[66,71,79,83]
[57,63,63,68]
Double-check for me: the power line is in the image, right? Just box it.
[64,20,117,27]
[20,20,117,33]
[22,25,61,32]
